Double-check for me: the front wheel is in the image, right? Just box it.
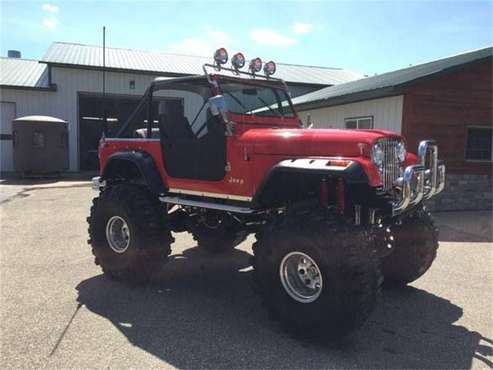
[87,184,174,282]
[381,210,439,287]
[253,212,380,339]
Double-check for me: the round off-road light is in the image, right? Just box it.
[214,48,228,65]
[263,61,276,76]
[231,52,245,70]
[249,57,262,73]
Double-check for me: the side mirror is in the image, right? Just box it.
[208,95,229,123]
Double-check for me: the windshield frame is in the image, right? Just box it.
[213,75,298,121]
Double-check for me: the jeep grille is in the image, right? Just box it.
[380,138,402,191]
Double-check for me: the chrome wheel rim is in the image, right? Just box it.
[279,251,323,303]
[105,216,131,254]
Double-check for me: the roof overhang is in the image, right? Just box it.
[39,61,189,79]
[0,84,57,92]
[294,53,493,111]
[295,87,399,111]
[43,61,330,89]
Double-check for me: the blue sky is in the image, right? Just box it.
[1,1,491,75]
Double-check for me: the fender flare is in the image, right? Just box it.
[101,151,166,195]
[252,158,369,206]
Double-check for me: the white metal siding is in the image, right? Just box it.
[0,102,16,171]
[297,95,404,133]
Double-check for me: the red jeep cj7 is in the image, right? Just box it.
[88,48,446,338]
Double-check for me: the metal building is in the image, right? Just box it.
[0,42,361,172]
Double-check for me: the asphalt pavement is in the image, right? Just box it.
[0,181,492,369]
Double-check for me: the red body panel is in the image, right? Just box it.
[99,122,418,199]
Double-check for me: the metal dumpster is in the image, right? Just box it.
[13,115,68,174]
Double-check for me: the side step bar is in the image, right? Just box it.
[159,195,257,214]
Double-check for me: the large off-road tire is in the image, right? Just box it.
[381,210,439,287]
[191,216,247,253]
[253,211,380,339]
[87,184,173,282]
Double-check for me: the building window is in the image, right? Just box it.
[465,127,492,161]
[345,116,374,129]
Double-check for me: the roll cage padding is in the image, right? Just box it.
[101,151,166,195]
[252,159,369,207]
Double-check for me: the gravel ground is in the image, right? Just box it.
[0,182,492,369]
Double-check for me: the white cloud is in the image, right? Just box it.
[249,28,297,46]
[169,29,231,56]
[42,3,59,13]
[41,3,59,30]
[291,22,314,34]
[43,15,59,30]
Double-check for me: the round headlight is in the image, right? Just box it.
[372,142,384,168]
[213,48,228,65]
[249,57,262,73]
[396,141,406,162]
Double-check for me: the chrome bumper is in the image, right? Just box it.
[392,140,446,216]
[91,176,106,191]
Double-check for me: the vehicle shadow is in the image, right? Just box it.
[76,246,492,369]
[435,211,492,243]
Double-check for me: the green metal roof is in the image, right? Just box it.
[0,58,48,88]
[41,42,362,86]
[292,46,493,109]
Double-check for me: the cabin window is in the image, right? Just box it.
[465,126,492,161]
[345,116,374,129]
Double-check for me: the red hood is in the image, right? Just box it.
[239,128,402,157]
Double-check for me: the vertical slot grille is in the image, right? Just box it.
[380,138,401,191]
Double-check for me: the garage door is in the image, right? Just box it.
[78,94,183,171]
[0,102,16,172]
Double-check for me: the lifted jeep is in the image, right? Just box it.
[88,48,446,339]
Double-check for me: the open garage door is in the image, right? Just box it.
[78,94,184,171]
[79,94,138,171]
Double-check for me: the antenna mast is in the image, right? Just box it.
[102,26,107,135]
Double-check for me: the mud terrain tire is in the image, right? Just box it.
[87,184,173,282]
[381,210,439,287]
[253,211,380,339]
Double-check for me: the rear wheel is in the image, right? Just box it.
[253,211,380,339]
[381,210,439,287]
[87,184,173,282]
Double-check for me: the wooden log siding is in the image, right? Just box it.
[401,58,492,175]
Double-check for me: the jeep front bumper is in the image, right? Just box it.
[392,140,446,216]
[91,176,106,191]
